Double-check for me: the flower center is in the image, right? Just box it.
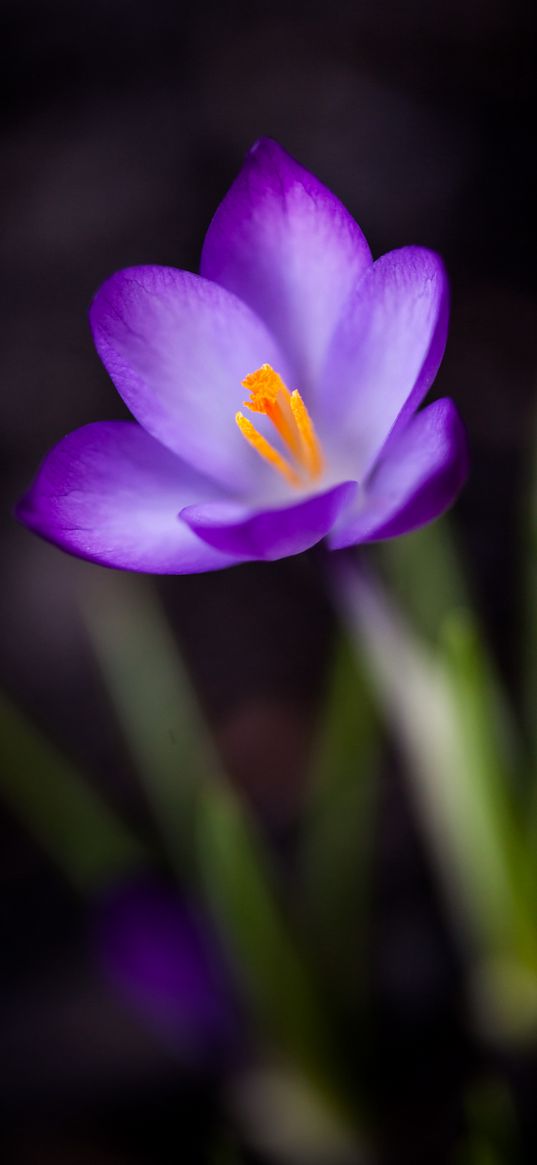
[235,364,324,488]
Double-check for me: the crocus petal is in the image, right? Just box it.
[90,266,290,494]
[16,421,243,573]
[328,398,468,548]
[181,480,357,561]
[319,247,449,477]
[201,138,372,397]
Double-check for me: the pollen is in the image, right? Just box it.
[237,364,324,488]
[235,413,302,488]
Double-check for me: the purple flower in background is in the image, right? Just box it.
[17,139,468,572]
[94,878,239,1065]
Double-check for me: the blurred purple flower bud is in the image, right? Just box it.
[94,877,240,1067]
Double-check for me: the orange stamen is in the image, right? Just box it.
[235,412,302,488]
[241,364,303,461]
[290,390,324,478]
[238,363,324,487]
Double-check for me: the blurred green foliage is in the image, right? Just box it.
[4,501,537,1160]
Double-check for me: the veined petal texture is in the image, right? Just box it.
[201,138,372,399]
[16,422,243,573]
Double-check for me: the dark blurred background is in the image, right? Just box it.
[1,1,536,1162]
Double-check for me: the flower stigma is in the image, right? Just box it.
[236,364,324,488]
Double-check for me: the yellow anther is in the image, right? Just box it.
[238,363,325,487]
[235,413,302,489]
[242,364,303,461]
[290,390,324,479]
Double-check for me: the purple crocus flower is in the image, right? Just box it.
[17,139,468,572]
